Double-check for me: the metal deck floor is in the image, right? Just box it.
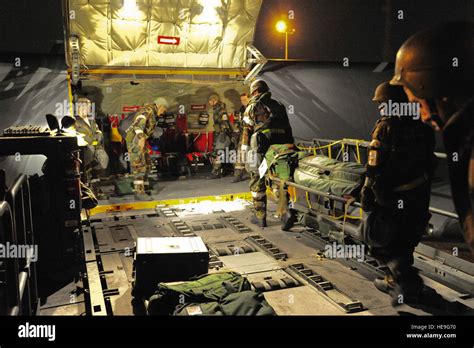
[39,176,474,316]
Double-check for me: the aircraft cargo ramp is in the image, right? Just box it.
[38,176,474,317]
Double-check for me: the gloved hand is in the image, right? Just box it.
[361,185,376,212]
[243,116,254,126]
[96,130,104,144]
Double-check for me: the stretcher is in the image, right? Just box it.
[267,138,459,246]
[266,138,368,242]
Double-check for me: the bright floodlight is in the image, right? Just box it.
[121,0,140,20]
[275,20,287,33]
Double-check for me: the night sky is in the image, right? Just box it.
[254,0,473,62]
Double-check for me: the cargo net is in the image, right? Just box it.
[297,138,369,221]
[266,138,369,226]
[296,138,369,165]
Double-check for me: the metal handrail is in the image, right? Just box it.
[0,201,14,315]
[270,175,459,221]
[296,137,447,160]
[2,174,38,316]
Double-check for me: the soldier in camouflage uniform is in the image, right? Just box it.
[74,97,104,180]
[243,80,294,227]
[207,93,231,179]
[231,93,250,183]
[390,22,474,255]
[125,98,168,200]
[361,82,437,306]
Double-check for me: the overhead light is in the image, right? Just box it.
[275,20,288,33]
[121,0,140,20]
[199,0,220,22]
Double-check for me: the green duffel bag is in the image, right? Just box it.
[173,290,276,316]
[264,144,306,180]
[114,176,134,196]
[294,155,365,196]
[147,271,251,315]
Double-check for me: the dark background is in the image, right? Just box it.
[0,0,472,60]
[256,0,473,61]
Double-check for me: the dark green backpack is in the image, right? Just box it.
[173,290,276,316]
[264,144,306,180]
[147,271,251,315]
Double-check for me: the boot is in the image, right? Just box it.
[250,214,267,228]
[232,170,244,183]
[281,209,297,231]
[134,193,153,201]
[206,172,222,180]
[147,178,159,192]
[134,182,152,201]
[373,275,396,294]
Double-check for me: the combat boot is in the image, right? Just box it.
[250,214,267,228]
[145,179,159,194]
[206,172,222,180]
[374,275,396,294]
[281,209,297,231]
[134,193,153,201]
[232,170,244,183]
[134,181,153,201]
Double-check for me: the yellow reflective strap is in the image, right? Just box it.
[355,140,361,164]
[305,191,312,209]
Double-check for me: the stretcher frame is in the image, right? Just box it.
[267,138,459,244]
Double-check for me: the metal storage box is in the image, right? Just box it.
[133,237,209,298]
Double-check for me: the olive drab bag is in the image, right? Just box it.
[147,272,253,315]
[173,290,276,316]
[114,176,134,196]
[264,144,306,180]
[294,155,366,197]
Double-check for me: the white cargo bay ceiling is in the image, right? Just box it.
[65,0,263,69]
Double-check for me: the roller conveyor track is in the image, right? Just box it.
[78,195,474,316]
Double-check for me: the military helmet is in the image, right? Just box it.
[390,21,474,99]
[372,81,408,102]
[208,93,220,102]
[153,97,169,108]
[250,79,269,95]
